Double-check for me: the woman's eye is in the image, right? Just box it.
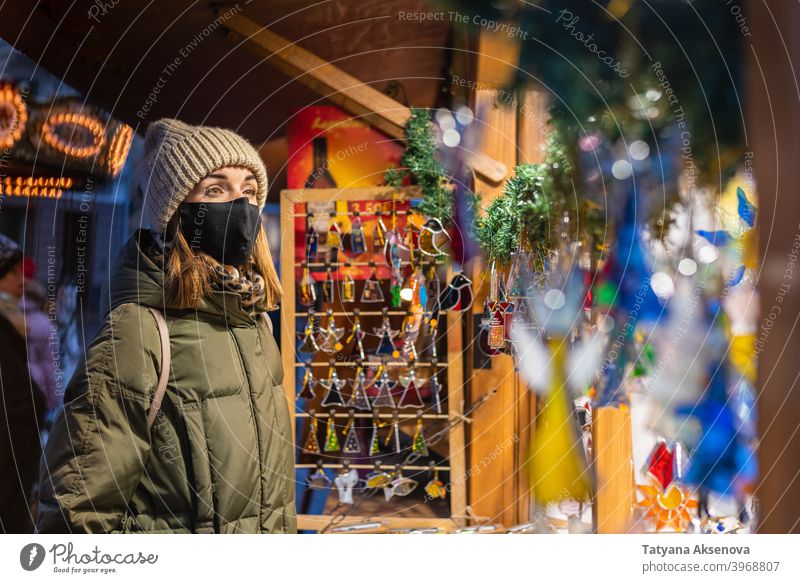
[205,185,224,196]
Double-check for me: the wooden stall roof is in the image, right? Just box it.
[0,0,452,193]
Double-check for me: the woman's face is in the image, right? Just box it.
[185,165,259,206]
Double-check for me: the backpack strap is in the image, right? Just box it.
[145,307,171,430]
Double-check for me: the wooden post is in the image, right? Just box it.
[592,406,634,533]
[748,0,800,534]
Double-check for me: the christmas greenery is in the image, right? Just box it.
[385,109,454,223]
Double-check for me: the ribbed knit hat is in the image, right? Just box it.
[138,118,268,233]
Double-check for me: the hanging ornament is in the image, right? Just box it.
[303,412,321,454]
[365,461,393,489]
[298,312,321,353]
[411,411,429,456]
[368,413,385,456]
[334,465,359,505]
[349,210,367,255]
[384,410,402,454]
[323,411,341,452]
[371,366,397,409]
[645,441,677,490]
[390,271,402,307]
[385,466,418,501]
[424,464,447,500]
[304,213,318,259]
[345,365,371,411]
[322,263,335,303]
[299,261,317,307]
[399,321,419,363]
[361,263,385,303]
[384,228,405,271]
[345,310,367,361]
[419,217,450,257]
[398,368,424,408]
[478,301,501,358]
[423,313,439,359]
[425,262,440,312]
[320,363,347,407]
[341,263,356,303]
[342,411,362,454]
[426,365,444,414]
[307,459,331,490]
[437,272,474,312]
[318,310,345,353]
[298,366,317,400]
[327,211,343,251]
[636,477,698,532]
[372,210,387,253]
[373,309,400,357]
[488,302,509,351]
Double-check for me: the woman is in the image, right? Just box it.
[36,119,296,533]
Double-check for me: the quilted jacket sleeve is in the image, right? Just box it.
[36,304,160,533]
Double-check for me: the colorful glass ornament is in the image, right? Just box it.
[342,412,362,454]
[299,261,316,307]
[327,213,343,251]
[334,466,359,505]
[478,302,501,358]
[419,218,450,257]
[298,366,317,400]
[345,311,366,360]
[426,367,444,414]
[307,459,331,490]
[637,477,698,532]
[390,272,402,307]
[371,368,397,409]
[437,272,474,312]
[361,264,385,303]
[298,313,321,353]
[318,310,345,353]
[645,441,676,490]
[411,413,429,456]
[365,462,393,489]
[323,412,341,452]
[384,411,402,454]
[303,414,321,453]
[399,322,419,363]
[345,367,371,411]
[349,211,367,255]
[368,414,384,456]
[398,368,424,408]
[372,210,387,253]
[385,466,418,500]
[304,216,318,258]
[425,263,440,312]
[341,265,356,303]
[423,314,439,359]
[424,466,446,500]
[373,311,400,357]
[322,264,334,303]
[320,366,347,407]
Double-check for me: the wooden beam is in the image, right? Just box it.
[224,12,507,183]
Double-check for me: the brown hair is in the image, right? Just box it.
[162,206,282,310]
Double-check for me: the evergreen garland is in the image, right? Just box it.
[385,109,454,223]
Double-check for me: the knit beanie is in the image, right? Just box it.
[0,234,23,278]
[138,118,268,233]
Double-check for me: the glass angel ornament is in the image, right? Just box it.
[298,313,321,354]
[373,311,400,357]
[360,264,385,303]
[397,367,424,409]
[318,310,345,354]
[320,365,347,408]
[345,366,371,411]
[370,367,397,409]
[511,253,600,504]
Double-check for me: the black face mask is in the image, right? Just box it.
[179,198,261,265]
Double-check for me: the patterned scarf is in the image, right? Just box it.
[145,230,267,311]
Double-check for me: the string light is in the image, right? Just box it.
[41,110,106,159]
[0,175,72,198]
[0,82,28,149]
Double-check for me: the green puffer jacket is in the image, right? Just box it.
[36,230,296,533]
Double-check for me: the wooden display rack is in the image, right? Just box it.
[280,187,467,532]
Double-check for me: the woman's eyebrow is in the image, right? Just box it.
[204,173,227,180]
